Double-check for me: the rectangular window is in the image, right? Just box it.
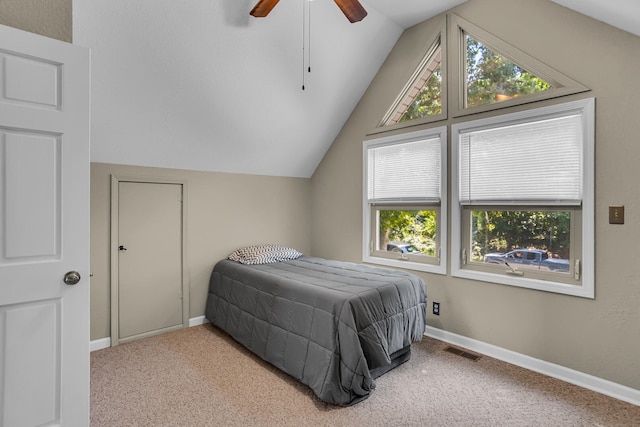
[463,207,579,284]
[363,127,447,274]
[458,113,583,205]
[452,98,594,297]
[372,206,440,264]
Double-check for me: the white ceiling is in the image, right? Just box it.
[73,0,640,178]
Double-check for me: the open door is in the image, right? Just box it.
[0,25,90,426]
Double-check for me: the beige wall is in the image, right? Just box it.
[0,0,71,42]
[91,163,311,340]
[311,0,640,391]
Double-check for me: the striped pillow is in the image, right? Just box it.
[228,244,302,265]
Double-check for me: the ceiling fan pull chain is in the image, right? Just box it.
[302,0,313,90]
[308,0,312,74]
[302,0,306,90]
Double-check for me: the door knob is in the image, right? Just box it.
[63,271,81,285]
[119,245,127,251]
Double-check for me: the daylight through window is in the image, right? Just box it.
[365,15,593,296]
[465,34,552,108]
[379,38,443,127]
[452,98,594,297]
[364,127,447,274]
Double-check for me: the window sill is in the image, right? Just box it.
[363,254,446,275]
[451,267,594,298]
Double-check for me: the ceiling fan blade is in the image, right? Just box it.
[250,0,281,18]
[334,0,368,23]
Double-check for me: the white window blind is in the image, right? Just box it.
[367,137,441,203]
[459,113,583,205]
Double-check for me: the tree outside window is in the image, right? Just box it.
[466,35,551,108]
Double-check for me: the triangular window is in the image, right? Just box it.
[379,36,444,128]
[451,14,588,116]
[465,34,552,108]
[375,15,588,131]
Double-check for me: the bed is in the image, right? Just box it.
[205,247,427,406]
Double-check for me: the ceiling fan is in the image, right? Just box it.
[250,0,368,23]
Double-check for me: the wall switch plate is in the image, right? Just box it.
[609,205,624,224]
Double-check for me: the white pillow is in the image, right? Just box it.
[228,244,302,265]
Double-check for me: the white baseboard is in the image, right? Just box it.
[425,326,640,407]
[90,337,111,352]
[90,316,210,352]
[189,315,208,327]
[91,319,638,406]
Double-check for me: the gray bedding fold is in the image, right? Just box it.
[205,256,427,405]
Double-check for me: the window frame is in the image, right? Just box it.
[461,206,581,285]
[370,17,447,136]
[451,98,595,298]
[363,126,447,274]
[370,204,441,265]
[377,37,445,128]
[448,14,589,118]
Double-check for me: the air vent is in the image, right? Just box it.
[444,346,481,361]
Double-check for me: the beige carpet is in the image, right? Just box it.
[91,323,640,426]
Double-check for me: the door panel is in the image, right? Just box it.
[3,52,61,109]
[118,182,183,342]
[1,299,61,426]
[3,130,61,260]
[0,25,90,426]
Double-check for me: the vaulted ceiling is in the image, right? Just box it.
[73,0,640,178]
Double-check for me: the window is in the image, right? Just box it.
[374,18,447,134]
[364,14,593,294]
[379,38,443,126]
[449,14,589,117]
[452,98,594,297]
[363,127,447,274]
[465,34,551,108]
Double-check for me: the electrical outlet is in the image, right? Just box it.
[433,302,440,316]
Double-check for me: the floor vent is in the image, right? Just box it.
[444,346,482,361]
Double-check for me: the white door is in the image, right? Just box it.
[0,25,90,426]
[117,181,184,343]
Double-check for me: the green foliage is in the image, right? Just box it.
[379,209,437,256]
[471,210,570,261]
[391,35,552,124]
[466,35,551,108]
[399,66,442,122]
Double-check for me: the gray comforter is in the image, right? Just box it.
[205,256,427,405]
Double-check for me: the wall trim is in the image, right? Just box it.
[189,315,208,327]
[92,319,640,407]
[425,326,640,407]
[90,337,111,352]
[90,316,209,352]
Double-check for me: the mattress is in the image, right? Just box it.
[205,255,427,405]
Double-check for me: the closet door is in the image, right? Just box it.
[116,181,185,343]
